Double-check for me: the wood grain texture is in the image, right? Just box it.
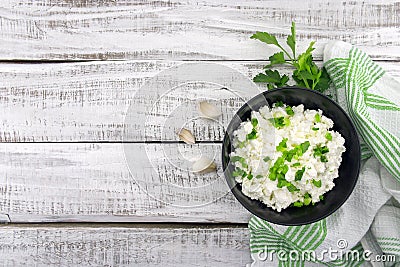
[0,225,250,266]
[0,0,399,60]
[1,60,399,143]
[0,142,251,223]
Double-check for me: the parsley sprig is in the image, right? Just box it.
[251,22,331,92]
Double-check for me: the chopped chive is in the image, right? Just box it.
[256,175,263,179]
[276,138,288,152]
[300,141,310,154]
[275,101,284,107]
[312,179,322,188]
[231,156,248,168]
[251,118,258,127]
[313,144,329,157]
[230,156,243,162]
[292,162,301,167]
[232,168,246,177]
[320,155,328,162]
[325,132,332,141]
[263,156,271,162]
[295,167,306,181]
[293,201,303,207]
[285,106,294,116]
[287,183,299,192]
[315,113,321,122]
[277,179,290,188]
[247,173,253,180]
[319,195,324,200]
[312,127,319,131]
[282,164,289,174]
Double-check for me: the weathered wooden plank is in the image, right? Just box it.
[0,0,399,60]
[0,142,251,223]
[1,60,399,143]
[0,225,250,266]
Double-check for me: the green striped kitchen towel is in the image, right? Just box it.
[248,41,400,267]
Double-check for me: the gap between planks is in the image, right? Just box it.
[0,222,248,228]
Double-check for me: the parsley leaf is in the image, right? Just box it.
[251,22,331,92]
[253,69,289,89]
[250,32,279,46]
[265,52,286,67]
[286,22,296,58]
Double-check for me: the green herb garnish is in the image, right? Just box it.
[275,101,284,107]
[325,132,332,141]
[251,22,331,92]
[246,129,257,140]
[292,162,301,167]
[295,167,306,181]
[312,127,319,131]
[287,183,300,192]
[320,155,328,162]
[313,144,329,157]
[231,156,248,168]
[232,168,246,177]
[251,118,258,127]
[315,113,321,122]
[285,106,294,116]
[293,201,303,207]
[312,179,322,188]
[276,138,288,152]
[268,116,290,128]
[263,156,271,162]
[300,141,310,154]
[304,193,312,206]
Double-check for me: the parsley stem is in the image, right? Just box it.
[302,78,310,89]
[276,44,294,63]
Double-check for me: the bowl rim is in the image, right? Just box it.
[222,86,361,225]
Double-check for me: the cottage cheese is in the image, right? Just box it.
[230,103,345,212]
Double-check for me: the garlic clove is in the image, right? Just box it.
[192,156,217,174]
[199,101,222,119]
[177,128,196,144]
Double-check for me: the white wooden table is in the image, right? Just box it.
[0,1,399,265]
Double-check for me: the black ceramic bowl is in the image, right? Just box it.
[222,87,360,225]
